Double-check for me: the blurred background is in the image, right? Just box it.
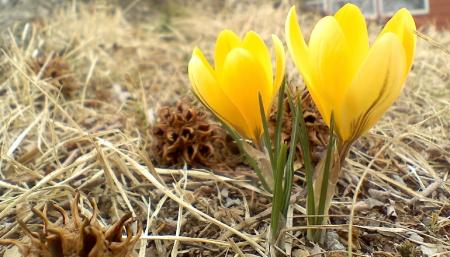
[1,0,449,33]
[304,0,449,28]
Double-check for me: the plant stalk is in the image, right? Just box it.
[312,137,352,243]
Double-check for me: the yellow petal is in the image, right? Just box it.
[271,34,286,96]
[285,6,327,125]
[336,33,407,142]
[189,48,252,138]
[285,6,312,85]
[379,8,416,74]
[219,48,272,140]
[242,31,273,93]
[214,30,241,73]
[308,16,350,125]
[334,3,369,74]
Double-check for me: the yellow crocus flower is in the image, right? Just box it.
[285,4,416,143]
[188,30,286,143]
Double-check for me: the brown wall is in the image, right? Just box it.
[414,0,450,29]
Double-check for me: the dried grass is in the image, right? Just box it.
[0,1,449,256]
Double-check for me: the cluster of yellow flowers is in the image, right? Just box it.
[188,3,416,147]
[189,3,417,247]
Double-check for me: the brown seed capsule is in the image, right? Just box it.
[150,100,241,171]
[30,55,79,97]
[269,89,329,166]
[0,191,141,257]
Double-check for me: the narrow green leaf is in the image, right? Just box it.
[282,92,302,216]
[220,118,272,193]
[296,94,316,232]
[286,93,295,116]
[315,113,335,229]
[274,79,286,160]
[282,164,293,217]
[270,143,288,239]
[258,93,274,171]
[194,93,272,193]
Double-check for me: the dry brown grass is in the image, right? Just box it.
[0,1,449,256]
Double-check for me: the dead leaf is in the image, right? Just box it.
[420,244,445,256]
[293,249,310,257]
[386,200,397,219]
[242,142,273,187]
[3,246,21,257]
[407,232,424,243]
[350,198,384,211]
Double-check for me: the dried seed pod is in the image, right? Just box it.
[269,89,329,166]
[30,55,79,97]
[0,192,141,257]
[150,101,241,171]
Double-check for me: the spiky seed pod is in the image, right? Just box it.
[150,101,241,170]
[0,192,141,257]
[269,89,329,165]
[30,55,79,97]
